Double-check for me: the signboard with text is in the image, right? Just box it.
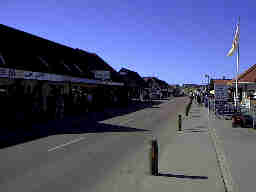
[94,70,110,80]
[214,84,229,111]
[0,67,123,86]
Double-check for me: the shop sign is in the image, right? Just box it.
[0,67,123,86]
[119,71,127,75]
[214,84,229,110]
[94,70,110,80]
[214,84,229,101]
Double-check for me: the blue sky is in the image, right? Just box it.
[1,0,255,85]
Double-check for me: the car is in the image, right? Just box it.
[150,93,161,100]
[232,112,255,128]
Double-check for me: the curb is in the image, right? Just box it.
[207,113,234,192]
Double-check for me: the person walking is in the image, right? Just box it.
[197,94,201,106]
[55,92,65,120]
[87,92,93,112]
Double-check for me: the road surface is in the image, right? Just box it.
[0,97,188,192]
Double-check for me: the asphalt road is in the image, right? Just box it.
[209,115,256,192]
[0,97,188,192]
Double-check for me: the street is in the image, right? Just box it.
[0,97,188,192]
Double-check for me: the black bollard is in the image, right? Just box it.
[178,114,182,131]
[151,139,159,176]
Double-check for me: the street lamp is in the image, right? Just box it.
[205,74,210,116]
[205,74,210,93]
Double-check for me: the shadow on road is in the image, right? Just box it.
[158,173,208,180]
[158,98,170,101]
[98,100,164,119]
[183,130,208,133]
[151,106,161,109]
[0,100,163,149]
[0,121,150,149]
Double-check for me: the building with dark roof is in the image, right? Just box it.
[0,24,80,76]
[143,77,171,98]
[74,49,123,83]
[0,24,123,85]
[0,24,125,122]
[118,68,147,101]
[143,77,169,89]
[119,68,147,88]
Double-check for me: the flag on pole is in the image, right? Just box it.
[227,23,240,56]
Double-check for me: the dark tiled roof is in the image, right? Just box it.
[119,68,147,87]
[0,24,89,78]
[0,24,124,83]
[143,77,169,88]
[75,49,115,71]
[75,49,123,83]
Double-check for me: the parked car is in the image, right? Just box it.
[232,112,254,128]
[150,93,160,100]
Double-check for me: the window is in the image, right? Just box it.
[73,64,83,73]
[37,56,49,68]
[0,52,6,65]
[60,60,72,72]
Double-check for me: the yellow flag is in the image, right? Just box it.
[227,24,239,56]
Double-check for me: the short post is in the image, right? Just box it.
[186,103,189,117]
[178,114,182,131]
[208,98,210,116]
[151,138,158,176]
[253,108,256,129]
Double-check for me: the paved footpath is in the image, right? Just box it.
[140,103,225,192]
[209,109,256,192]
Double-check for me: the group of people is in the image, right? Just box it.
[190,91,209,107]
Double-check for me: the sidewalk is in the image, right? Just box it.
[141,103,225,192]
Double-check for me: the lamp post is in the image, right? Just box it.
[205,74,210,116]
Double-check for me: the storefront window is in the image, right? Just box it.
[0,52,6,65]
[73,64,83,73]
[37,56,49,68]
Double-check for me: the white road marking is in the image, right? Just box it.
[119,118,135,125]
[48,137,84,152]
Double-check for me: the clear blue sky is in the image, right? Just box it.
[1,0,255,85]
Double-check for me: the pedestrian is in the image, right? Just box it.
[55,92,65,120]
[197,95,201,106]
[87,92,93,112]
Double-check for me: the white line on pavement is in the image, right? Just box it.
[48,137,84,152]
[119,118,135,125]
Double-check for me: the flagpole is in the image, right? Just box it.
[235,17,240,110]
[235,40,239,108]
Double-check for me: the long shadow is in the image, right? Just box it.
[158,173,208,180]
[0,100,164,149]
[90,100,164,122]
[183,130,208,133]
[159,98,171,101]
[195,125,206,129]
[0,121,150,149]
[151,106,161,109]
